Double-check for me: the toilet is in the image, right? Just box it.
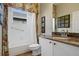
[29,44,41,56]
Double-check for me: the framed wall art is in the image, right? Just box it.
[41,16,45,33]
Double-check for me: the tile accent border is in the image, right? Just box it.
[2,3,9,56]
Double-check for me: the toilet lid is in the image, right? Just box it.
[29,44,40,48]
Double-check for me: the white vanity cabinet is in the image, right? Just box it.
[53,41,69,56]
[39,37,53,56]
[54,41,79,56]
[39,37,79,56]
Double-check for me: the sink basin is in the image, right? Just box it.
[53,37,70,40]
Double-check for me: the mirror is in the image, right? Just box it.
[53,3,79,37]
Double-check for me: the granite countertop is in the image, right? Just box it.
[39,35,79,47]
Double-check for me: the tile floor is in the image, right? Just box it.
[17,51,41,56]
[17,51,32,56]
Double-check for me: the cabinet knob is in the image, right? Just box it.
[49,41,52,43]
[54,43,56,45]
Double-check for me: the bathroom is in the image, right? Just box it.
[39,3,79,56]
[1,3,79,56]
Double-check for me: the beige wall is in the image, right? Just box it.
[40,3,53,35]
[56,3,79,17]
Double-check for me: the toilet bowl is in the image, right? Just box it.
[29,44,41,56]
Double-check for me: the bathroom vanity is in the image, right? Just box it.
[39,35,79,56]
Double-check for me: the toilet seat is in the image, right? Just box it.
[29,44,40,48]
[29,44,40,50]
[29,44,41,56]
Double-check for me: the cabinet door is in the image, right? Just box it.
[39,37,53,56]
[54,41,79,56]
[72,11,79,33]
[53,41,69,56]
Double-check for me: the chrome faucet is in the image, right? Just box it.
[61,30,65,37]
[65,30,69,37]
[61,30,68,37]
